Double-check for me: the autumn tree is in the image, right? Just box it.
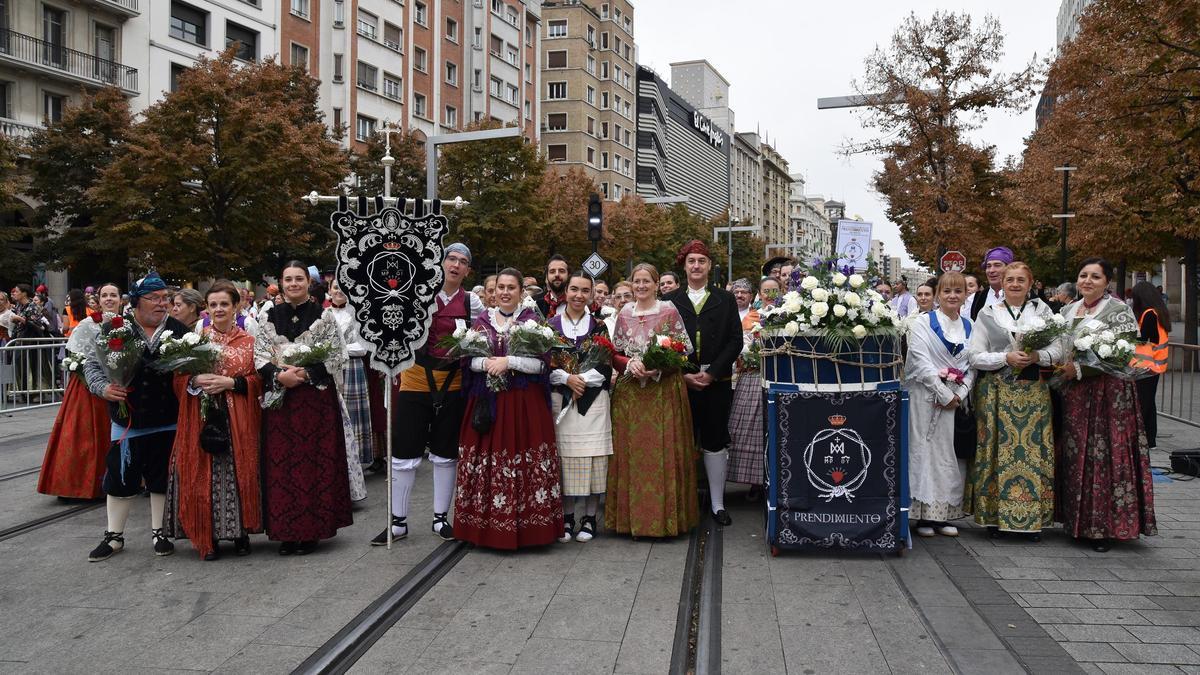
[0,132,30,276]
[1012,0,1199,343]
[847,11,1040,267]
[26,87,132,282]
[87,50,347,281]
[535,166,601,270]
[437,121,548,274]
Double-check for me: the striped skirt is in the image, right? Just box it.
[343,357,376,465]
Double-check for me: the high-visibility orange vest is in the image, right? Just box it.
[1132,308,1168,374]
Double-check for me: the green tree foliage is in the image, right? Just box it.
[0,132,30,276]
[348,127,425,199]
[26,87,132,281]
[87,50,347,281]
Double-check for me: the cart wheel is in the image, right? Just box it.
[771,545,780,557]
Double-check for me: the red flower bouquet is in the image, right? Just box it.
[94,314,144,420]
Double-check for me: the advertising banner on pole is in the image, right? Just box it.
[835,220,873,272]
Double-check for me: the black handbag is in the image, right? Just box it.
[199,403,231,455]
[953,403,977,461]
[470,401,494,435]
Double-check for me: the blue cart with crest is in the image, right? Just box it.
[760,334,910,556]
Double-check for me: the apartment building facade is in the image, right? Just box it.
[538,0,636,200]
[760,139,790,255]
[0,0,146,140]
[788,173,831,260]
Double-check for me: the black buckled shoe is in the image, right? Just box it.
[576,516,597,543]
[432,513,455,541]
[151,528,174,557]
[278,541,298,556]
[371,516,408,546]
[203,540,220,561]
[1092,538,1111,553]
[88,531,125,562]
[712,509,732,526]
[558,514,575,543]
[234,536,251,556]
[296,540,318,556]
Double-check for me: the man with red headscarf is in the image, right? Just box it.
[661,240,743,526]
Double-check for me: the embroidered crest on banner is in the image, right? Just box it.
[332,196,448,378]
[803,414,872,502]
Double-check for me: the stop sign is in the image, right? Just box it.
[940,250,967,273]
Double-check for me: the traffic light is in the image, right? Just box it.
[587,193,603,242]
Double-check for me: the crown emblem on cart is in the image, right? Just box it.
[828,415,846,426]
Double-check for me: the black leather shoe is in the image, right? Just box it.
[432,512,455,541]
[296,540,318,555]
[234,537,251,556]
[371,516,408,546]
[278,541,297,556]
[1092,538,1111,553]
[1027,532,1042,543]
[987,526,1005,539]
[204,541,220,561]
[712,510,732,526]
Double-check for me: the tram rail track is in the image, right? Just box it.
[0,466,40,481]
[293,539,469,675]
[0,501,103,542]
[670,517,723,675]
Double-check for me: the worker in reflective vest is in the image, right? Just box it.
[1130,282,1170,449]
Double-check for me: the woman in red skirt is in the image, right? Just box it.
[454,268,562,549]
[38,283,122,500]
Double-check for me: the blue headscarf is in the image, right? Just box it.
[128,269,166,306]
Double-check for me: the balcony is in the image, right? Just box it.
[0,119,43,140]
[82,0,139,18]
[0,29,138,94]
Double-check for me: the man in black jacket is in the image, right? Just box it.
[83,270,189,562]
[968,246,1015,320]
[662,240,743,526]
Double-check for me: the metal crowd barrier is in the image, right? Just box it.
[0,337,68,413]
[1158,341,1200,428]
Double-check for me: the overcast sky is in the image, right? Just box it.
[634,0,1060,269]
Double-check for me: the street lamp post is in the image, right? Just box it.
[712,218,761,287]
[1053,165,1077,282]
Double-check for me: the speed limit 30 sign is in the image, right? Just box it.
[582,252,609,278]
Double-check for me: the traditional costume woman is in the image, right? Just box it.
[165,314,263,560]
[728,280,764,490]
[1057,285,1156,551]
[454,302,562,549]
[905,309,974,532]
[255,290,353,555]
[37,309,110,499]
[966,294,1061,539]
[606,296,699,538]
[549,305,613,543]
[330,297,376,467]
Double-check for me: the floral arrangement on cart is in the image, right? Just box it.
[756,256,903,387]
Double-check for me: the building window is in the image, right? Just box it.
[600,32,608,49]
[473,28,482,49]
[490,76,503,97]
[225,22,258,61]
[586,147,595,165]
[601,152,608,169]
[506,83,518,104]
[547,82,566,100]
[586,55,596,75]
[169,63,189,92]
[414,93,427,118]
[601,182,608,198]
[445,106,457,127]
[586,85,595,105]
[489,35,503,56]
[587,25,595,46]
[525,63,532,82]
[445,61,457,86]
[473,68,482,91]
[586,116,595,135]
[357,61,378,91]
[169,2,208,46]
[332,107,343,132]
[414,47,427,72]
[524,100,532,120]
[600,61,609,79]
[356,114,376,141]
[445,17,458,41]
[333,0,345,26]
[547,51,566,69]
[601,121,608,138]
[357,10,378,40]
[333,54,344,81]
[414,1,427,26]
[383,73,402,100]
[505,46,518,65]
[290,0,309,19]
[548,20,566,38]
[600,3,609,19]
[547,145,567,162]
[546,113,567,131]
[600,91,608,109]
[384,22,402,50]
[624,128,631,146]
[290,43,309,71]
[624,44,631,61]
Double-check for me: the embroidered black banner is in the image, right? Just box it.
[768,389,902,553]
[331,196,448,378]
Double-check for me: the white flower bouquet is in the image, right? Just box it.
[760,256,899,342]
[1056,318,1150,383]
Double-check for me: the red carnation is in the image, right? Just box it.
[670,339,687,354]
[109,316,124,328]
[108,338,125,351]
[592,335,615,355]
[89,311,103,324]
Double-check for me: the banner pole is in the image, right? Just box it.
[385,377,393,549]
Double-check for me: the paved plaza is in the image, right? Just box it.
[2,405,1199,673]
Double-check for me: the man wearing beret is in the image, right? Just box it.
[662,240,743,526]
[83,270,189,561]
